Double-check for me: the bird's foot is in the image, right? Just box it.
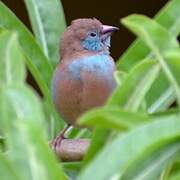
[51,134,65,152]
[50,124,71,152]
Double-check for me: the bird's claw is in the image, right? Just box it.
[50,134,64,152]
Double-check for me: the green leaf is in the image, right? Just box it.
[152,108,180,119]
[121,15,180,105]
[0,2,53,97]
[9,121,66,180]
[79,106,149,130]
[63,162,82,179]
[0,153,22,180]
[117,0,180,71]
[43,99,65,139]
[113,71,126,86]
[118,0,180,113]
[0,30,66,179]
[121,142,180,180]
[0,136,5,151]
[24,0,66,65]
[169,165,180,180]
[147,51,180,113]
[0,31,25,85]
[0,85,66,180]
[169,171,180,180]
[82,109,180,167]
[79,115,180,180]
[0,85,45,138]
[84,60,160,165]
[121,15,179,53]
[108,60,160,111]
[67,128,91,139]
[4,85,45,126]
[168,159,180,180]
[165,51,180,88]
[160,164,173,180]
[146,72,175,113]
[83,128,110,165]
[0,2,63,130]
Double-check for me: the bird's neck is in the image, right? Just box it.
[61,50,110,63]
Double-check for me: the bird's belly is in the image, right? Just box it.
[80,70,116,112]
[52,55,116,124]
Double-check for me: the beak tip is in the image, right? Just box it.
[102,25,119,34]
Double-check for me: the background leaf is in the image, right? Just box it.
[146,72,175,113]
[0,31,25,85]
[121,15,180,105]
[0,2,65,132]
[117,0,180,71]
[108,60,160,111]
[0,2,53,97]
[117,0,180,114]
[24,0,66,65]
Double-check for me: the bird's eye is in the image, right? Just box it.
[90,32,97,37]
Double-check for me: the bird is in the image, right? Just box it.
[51,18,118,149]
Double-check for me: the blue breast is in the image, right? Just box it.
[68,54,114,81]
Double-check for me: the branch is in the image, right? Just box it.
[53,139,90,162]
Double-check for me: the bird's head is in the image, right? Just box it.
[60,18,119,59]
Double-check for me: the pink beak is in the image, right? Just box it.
[102,25,119,34]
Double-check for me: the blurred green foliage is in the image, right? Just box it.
[0,0,180,179]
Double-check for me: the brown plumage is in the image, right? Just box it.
[51,18,118,148]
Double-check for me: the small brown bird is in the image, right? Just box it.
[51,18,118,149]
